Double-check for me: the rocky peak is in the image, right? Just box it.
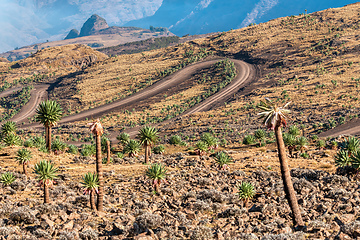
[64,29,80,40]
[79,14,109,37]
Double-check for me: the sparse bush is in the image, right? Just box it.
[1,121,17,137]
[189,226,214,240]
[79,229,98,240]
[32,136,46,148]
[136,212,162,231]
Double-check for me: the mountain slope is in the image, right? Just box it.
[127,0,359,36]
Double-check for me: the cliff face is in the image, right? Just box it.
[79,14,109,37]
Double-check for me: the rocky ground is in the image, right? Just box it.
[0,152,359,240]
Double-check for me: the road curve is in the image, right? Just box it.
[11,84,49,124]
[11,59,256,142]
[319,118,360,138]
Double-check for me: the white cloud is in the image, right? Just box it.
[240,0,278,28]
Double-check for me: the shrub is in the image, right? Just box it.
[242,135,255,145]
[152,145,165,154]
[299,152,310,159]
[23,139,35,148]
[350,150,360,170]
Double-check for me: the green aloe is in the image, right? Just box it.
[81,172,99,210]
[335,150,351,167]
[237,182,255,207]
[123,139,141,157]
[138,126,159,163]
[35,100,62,151]
[3,133,21,146]
[214,151,232,170]
[145,163,168,193]
[33,160,58,203]
[117,132,130,146]
[0,172,16,186]
[16,149,32,175]
[195,141,208,156]
[1,121,17,137]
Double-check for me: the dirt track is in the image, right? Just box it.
[12,59,255,136]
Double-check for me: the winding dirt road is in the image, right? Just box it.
[10,59,254,130]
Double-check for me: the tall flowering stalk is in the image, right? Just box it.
[258,98,304,227]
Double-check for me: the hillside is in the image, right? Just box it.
[1,3,360,240]
[2,3,360,137]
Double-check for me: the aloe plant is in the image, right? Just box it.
[152,145,165,154]
[0,172,16,186]
[117,132,130,146]
[214,151,232,170]
[195,141,208,156]
[1,121,17,137]
[145,163,168,193]
[81,172,99,210]
[123,139,141,157]
[138,126,159,163]
[237,182,255,207]
[88,119,104,212]
[16,149,32,175]
[254,129,266,146]
[3,133,21,146]
[35,100,62,152]
[33,160,58,203]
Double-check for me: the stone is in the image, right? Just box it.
[63,220,74,230]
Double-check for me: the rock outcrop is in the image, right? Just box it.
[79,14,109,37]
[64,29,80,40]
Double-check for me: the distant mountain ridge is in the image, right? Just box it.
[0,0,358,53]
